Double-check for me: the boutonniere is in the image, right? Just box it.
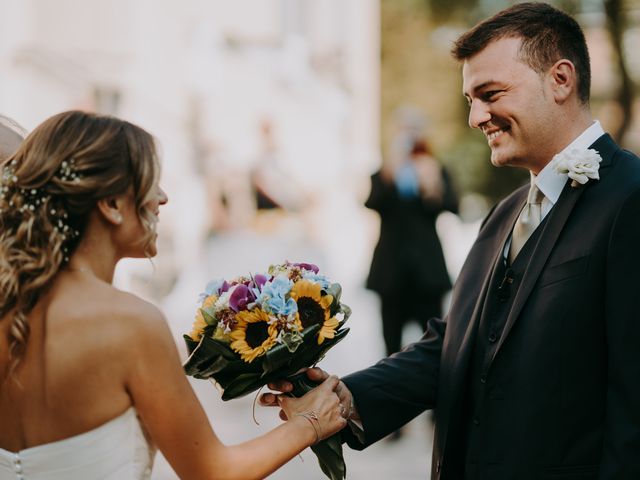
[551,148,602,188]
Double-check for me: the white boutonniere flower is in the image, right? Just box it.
[551,148,602,187]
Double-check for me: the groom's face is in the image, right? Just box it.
[462,36,558,173]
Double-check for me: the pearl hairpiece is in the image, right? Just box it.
[0,158,83,262]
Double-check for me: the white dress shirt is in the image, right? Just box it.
[534,120,605,220]
[502,120,605,260]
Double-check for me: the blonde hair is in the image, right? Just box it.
[0,110,160,378]
[0,115,28,138]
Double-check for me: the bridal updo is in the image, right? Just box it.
[0,110,160,377]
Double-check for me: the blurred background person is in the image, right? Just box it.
[366,136,458,362]
[249,117,308,233]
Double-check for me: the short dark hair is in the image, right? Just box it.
[452,2,591,104]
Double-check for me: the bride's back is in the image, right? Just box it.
[0,110,163,456]
[0,273,144,452]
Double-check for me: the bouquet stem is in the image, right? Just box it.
[289,372,346,480]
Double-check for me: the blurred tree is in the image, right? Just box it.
[603,0,634,143]
[422,0,636,143]
[381,0,638,206]
[381,0,529,205]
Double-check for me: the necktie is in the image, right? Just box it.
[509,183,544,263]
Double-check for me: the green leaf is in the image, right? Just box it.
[280,331,304,353]
[325,284,343,316]
[311,434,346,480]
[261,325,321,375]
[221,373,264,400]
[183,334,199,355]
[325,283,342,300]
[338,304,352,327]
[192,356,233,378]
[183,335,257,379]
[183,336,234,370]
[201,307,218,325]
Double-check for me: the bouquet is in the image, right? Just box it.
[183,261,351,480]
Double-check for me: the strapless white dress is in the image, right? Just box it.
[0,408,156,480]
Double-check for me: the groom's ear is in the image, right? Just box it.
[548,59,577,104]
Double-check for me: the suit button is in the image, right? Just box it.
[473,418,480,426]
[480,374,487,384]
[488,333,498,343]
[436,460,442,473]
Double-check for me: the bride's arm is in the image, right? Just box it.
[122,300,346,480]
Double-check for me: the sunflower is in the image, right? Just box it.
[189,294,218,341]
[290,280,338,344]
[230,309,278,363]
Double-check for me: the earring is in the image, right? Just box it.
[114,214,123,224]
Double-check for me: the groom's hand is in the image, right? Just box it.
[259,368,359,423]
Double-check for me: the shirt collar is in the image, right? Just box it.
[533,120,605,205]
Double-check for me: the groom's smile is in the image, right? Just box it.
[484,125,510,145]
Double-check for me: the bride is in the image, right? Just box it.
[0,110,346,479]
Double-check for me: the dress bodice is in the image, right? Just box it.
[0,408,156,480]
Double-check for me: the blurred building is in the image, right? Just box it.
[0,0,380,298]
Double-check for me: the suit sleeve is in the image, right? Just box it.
[341,315,446,449]
[601,186,640,478]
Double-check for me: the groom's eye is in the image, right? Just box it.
[483,90,501,102]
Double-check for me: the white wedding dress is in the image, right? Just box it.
[0,407,156,480]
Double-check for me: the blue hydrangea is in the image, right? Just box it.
[198,278,227,302]
[258,276,298,316]
[205,279,226,296]
[302,272,331,290]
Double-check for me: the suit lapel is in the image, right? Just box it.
[439,193,526,453]
[490,133,617,364]
[454,191,524,365]
[446,189,525,399]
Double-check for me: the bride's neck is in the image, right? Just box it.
[65,241,118,285]
[65,214,124,283]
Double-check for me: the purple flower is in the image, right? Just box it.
[291,262,319,274]
[200,278,230,302]
[221,280,230,293]
[253,274,268,290]
[229,284,252,312]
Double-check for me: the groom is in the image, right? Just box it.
[263,2,640,478]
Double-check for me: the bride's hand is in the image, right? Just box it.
[261,368,358,422]
[277,375,347,444]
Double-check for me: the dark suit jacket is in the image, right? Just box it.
[365,167,458,297]
[344,134,640,479]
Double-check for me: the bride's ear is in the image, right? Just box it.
[96,196,124,226]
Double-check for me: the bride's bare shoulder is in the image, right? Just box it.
[48,274,168,339]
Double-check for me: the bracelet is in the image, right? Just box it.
[295,410,322,445]
[346,398,355,419]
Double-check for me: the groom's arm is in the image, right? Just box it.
[341,315,446,449]
[601,185,640,478]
